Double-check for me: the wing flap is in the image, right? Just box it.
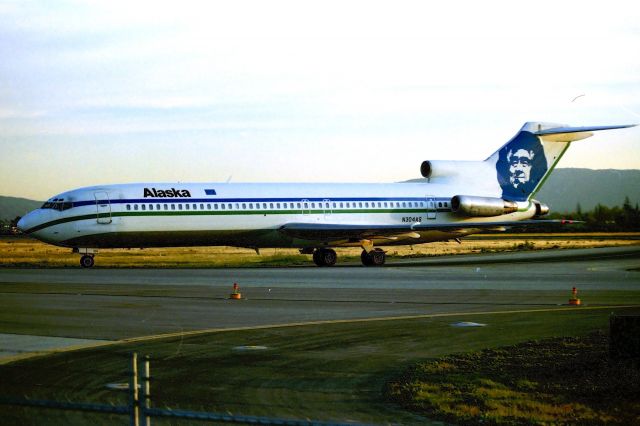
[279,220,578,241]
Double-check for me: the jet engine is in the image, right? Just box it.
[532,200,550,217]
[420,160,493,179]
[451,195,519,217]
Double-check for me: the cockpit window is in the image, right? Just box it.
[41,198,73,211]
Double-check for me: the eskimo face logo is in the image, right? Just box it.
[496,132,547,200]
[507,148,535,188]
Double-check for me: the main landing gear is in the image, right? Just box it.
[312,248,337,267]
[361,248,386,266]
[309,247,387,267]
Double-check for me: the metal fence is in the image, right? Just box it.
[0,353,371,426]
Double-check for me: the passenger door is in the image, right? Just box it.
[94,191,112,224]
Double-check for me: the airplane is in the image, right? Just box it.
[17,121,635,268]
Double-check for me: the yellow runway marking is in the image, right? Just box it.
[2,304,638,365]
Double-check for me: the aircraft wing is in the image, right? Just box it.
[278,220,576,241]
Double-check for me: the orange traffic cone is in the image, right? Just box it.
[568,287,581,306]
[230,282,242,300]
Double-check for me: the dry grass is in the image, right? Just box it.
[0,233,638,268]
[387,332,640,425]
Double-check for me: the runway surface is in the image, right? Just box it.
[1,246,639,361]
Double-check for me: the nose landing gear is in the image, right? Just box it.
[74,248,97,268]
[80,255,95,268]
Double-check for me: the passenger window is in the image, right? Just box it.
[228,204,232,210]
[171,204,175,210]
[333,203,336,208]
[346,202,350,208]
[311,203,316,208]
[339,202,343,208]
[383,202,388,208]
[298,203,302,208]
[221,204,225,210]
[207,204,211,209]
[438,202,442,208]
[141,204,146,211]
[365,202,369,208]
[177,204,182,210]
[185,204,190,210]
[235,203,239,210]
[200,204,204,210]
[276,203,280,209]
[214,204,218,210]
[149,204,153,211]
[127,204,131,211]
[134,204,138,211]
[242,203,246,209]
[358,202,363,208]
[193,204,197,210]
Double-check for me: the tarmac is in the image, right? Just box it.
[0,246,639,362]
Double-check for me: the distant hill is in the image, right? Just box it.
[0,196,42,222]
[1,169,639,221]
[535,169,640,213]
[406,168,640,213]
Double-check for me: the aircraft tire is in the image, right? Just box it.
[312,250,323,266]
[321,248,337,266]
[80,255,95,268]
[314,248,337,267]
[370,249,386,266]
[361,250,373,266]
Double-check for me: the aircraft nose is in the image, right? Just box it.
[16,216,26,232]
[17,212,33,233]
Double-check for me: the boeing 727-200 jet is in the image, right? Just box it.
[17,122,636,267]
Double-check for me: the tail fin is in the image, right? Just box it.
[485,122,636,201]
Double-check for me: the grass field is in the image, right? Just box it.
[387,332,640,425]
[1,305,639,424]
[1,233,639,268]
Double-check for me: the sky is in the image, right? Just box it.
[1,0,639,200]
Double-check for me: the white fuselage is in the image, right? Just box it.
[19,181,536,250]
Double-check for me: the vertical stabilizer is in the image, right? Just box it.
[485,122,635,201]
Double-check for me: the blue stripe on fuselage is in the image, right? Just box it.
[72,196,451,208]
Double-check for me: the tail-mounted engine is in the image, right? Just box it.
[420,160,495,180]
[532,200,550,217]
[451,195,518,217]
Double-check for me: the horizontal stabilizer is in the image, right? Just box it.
[534,124,637,142]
